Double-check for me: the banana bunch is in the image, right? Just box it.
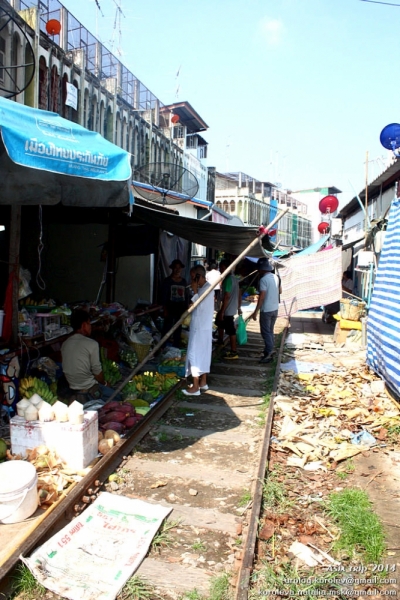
[19,377,57,405]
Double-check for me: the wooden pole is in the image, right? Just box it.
[106,208,289,402]
[365,151,369,234]
[9,205,21,346]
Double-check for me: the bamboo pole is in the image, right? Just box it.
[106,209,289,402]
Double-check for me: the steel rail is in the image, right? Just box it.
[235,322,289,600]
[0,380,182,585]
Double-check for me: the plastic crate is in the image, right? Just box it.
[158,364,185,377]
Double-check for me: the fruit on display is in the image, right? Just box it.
[100,348,121,386]
[160,356,185,368]
[135,406,150,416]
[0,438,7,461]
[98,439,114,455]
[19,377,57,405]
[122,371,178,399]
[104,430,121,443]
[126,398,150,408]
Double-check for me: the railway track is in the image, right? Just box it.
[0,319,286,600]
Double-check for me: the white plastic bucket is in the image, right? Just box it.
[0,461,38,524]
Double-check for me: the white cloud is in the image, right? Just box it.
[260,18,285,46]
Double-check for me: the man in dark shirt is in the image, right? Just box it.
[161,259,188,347]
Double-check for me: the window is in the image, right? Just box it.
[186,135,197,149]
[173,126,184,139]
[0,37,5,83]
[199,145,207,159]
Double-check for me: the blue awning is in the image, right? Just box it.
[0,97,131,207]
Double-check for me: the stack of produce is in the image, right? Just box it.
[122,371,178,401]
[19,377,57,405]
[97,401,143,433]
[158,355,185,376]
[119,347,138,369]
[100,349,121,386]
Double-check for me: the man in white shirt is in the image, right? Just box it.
[251,258,281,364]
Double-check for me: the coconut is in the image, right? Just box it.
[25,404,38,421]
[16,398,31,417]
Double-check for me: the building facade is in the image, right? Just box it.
[214,172,312,249]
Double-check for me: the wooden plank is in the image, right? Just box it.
[155,424,259,445]
[177,401,260,416]
[206,386,264,398]
[125,456,252,488]
[137,557,211,593]
[129,496,241,535]
[212,363,269,373]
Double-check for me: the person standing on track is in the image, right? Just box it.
[251,258,281,363]
[183,265,214,396]
[215,259,241,360]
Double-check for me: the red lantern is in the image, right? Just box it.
[46,19,61,36]
[171,114,180,124]
[319,195,339,214]
[318,222,330,234]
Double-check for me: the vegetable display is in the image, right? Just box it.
[19,377,57,405]
[119,347,138,369]
[97,401,143,432]
[100,348,121,386]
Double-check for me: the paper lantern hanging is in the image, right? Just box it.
[46,19,61,36]
[319,195,338,214]
[318,222,330,234]
[171,114,180,124]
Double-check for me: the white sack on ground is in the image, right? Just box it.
[22,492,171,600]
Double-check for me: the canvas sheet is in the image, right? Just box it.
[278,247,342,317]
[367,197,400,395]
[22,492,171,600]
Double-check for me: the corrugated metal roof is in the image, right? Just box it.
[339,159,400,217]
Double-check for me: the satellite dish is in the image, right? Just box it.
[132,162,199,205]
[0,5,35,98]
[380,123,400,152]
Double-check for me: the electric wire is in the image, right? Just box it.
[36,205,46,291]
[359,0,400,6]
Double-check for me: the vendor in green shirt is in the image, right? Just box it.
[215,259,242,360]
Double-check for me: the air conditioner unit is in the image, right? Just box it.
[374,230,386,253]
[330,218,342,237]
[357,250,374,268]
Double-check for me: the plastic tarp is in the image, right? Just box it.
[367,197,400,395]
[0,97,131,207]
[132,202,273,257]
[295,235,329,256]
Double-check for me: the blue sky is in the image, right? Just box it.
[62,0,400,205]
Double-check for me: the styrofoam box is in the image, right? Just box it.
[10,411,98,471]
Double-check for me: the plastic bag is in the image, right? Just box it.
[236,315,247,346]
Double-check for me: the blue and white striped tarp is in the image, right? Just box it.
[367,197,400,395]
